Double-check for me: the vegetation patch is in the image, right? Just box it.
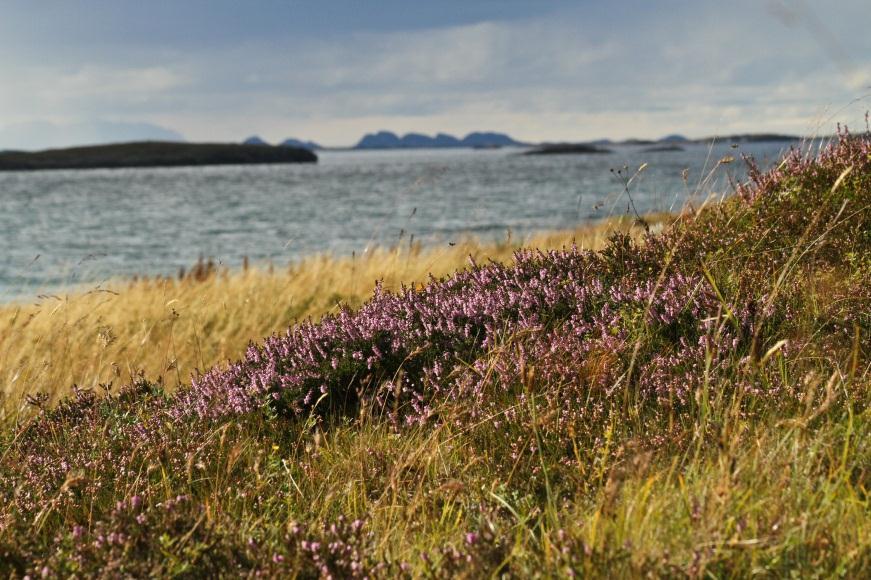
[1,129,869,577]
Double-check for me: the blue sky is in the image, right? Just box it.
[1,0,869,148]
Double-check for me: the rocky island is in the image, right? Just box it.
[354,130,525,149]
[642,144,686,152]
[0,141,317,171]
[523,143,613,155]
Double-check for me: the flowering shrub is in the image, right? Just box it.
[178,127,869,430]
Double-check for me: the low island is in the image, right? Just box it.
[642,144,685,152]
[0,141,317,171]
[523,143,613,155]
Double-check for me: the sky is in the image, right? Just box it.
[1,0,869,149]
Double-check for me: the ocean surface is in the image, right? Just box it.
[0,142,802,298]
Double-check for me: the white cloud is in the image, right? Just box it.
[1,0,869,148]
[0,63,188,133]
[54,65,185,97]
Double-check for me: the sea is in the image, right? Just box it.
[0,141,805,299]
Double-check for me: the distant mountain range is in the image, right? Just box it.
[589,135,690,146]
[558,133,800,149]
[695,133,800,144]
[241,131,525,150]
[241,131,802,152]
[354,131,526,149]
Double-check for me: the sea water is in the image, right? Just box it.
[0,142,799,298]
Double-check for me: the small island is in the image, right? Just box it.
[523,143,613,155]
[695,133,801,144]
[0,141,317,171]
[642,144,686,152]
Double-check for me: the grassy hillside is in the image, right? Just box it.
[0,218,653,415]
[0,130,868,577]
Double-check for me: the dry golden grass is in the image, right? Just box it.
[0,216,663,413]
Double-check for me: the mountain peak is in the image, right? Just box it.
[355,131,402,149]
[280,138,322,151]
[460,132,525,147]
[243,135,269,146]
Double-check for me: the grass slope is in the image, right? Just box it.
[0,217,653,413]
[0,132,868,577]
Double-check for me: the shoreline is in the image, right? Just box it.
[0,213,667,408]
[0,214,670,306]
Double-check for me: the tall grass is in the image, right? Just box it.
[0,217,657,416]
[0,130,868,577]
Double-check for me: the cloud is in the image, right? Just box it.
[0,0,869,147]
[54,65,185,97]
[1,64,186,112]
